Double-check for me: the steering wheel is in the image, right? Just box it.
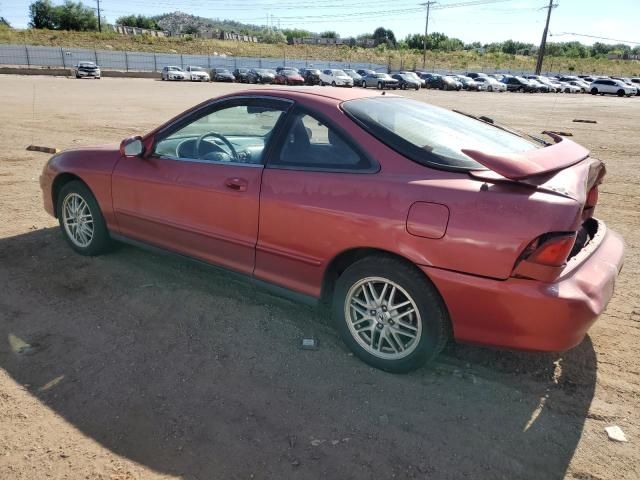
[195,132,239,162]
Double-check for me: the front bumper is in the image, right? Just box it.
[77,70,100,77]
[423,220,624,352]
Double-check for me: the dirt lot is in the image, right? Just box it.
[0,75,638,480]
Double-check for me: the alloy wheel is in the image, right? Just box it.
[345,277,422,360]
[62,192,94,248]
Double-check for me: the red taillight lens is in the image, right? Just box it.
[525,233,577,267]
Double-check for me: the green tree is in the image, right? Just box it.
[259,28,286,44]
[281,28,311,44]
[56,1,98,31]
[116,14,160,30]
[320,30,337,38]
[372,27,396,47]
[29,0,57,29]
[0,17,10,28]
[182,25,200,35]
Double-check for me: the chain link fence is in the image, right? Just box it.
[0,44,387,73]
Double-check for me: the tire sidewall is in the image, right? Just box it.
[56,180,110,256]
[333,257,450,373]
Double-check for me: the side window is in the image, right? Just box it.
[271,111,373,171]
[153,103,286,164]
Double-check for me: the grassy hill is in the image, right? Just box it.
[1,26,638,76]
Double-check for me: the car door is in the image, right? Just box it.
[111,97,292,275]
[255,107,379,297]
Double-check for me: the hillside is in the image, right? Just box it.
[0,26,638,76]
[153,11,263,36]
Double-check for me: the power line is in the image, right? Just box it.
[535,0,557,74]
[550,32,639,45]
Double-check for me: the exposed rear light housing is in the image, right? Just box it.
[512,232,578,281]
[525,233,577,267]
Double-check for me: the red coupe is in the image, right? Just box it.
[274,69,305,86]
[40,88,624,372]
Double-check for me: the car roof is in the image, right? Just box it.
[223,87,393,103]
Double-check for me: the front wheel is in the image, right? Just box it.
[332,81,337,87]
[57,180,111,256]
[333,256,450,373]
[361,80,367,88]
[377,82,383,90]
[617,89,625,97]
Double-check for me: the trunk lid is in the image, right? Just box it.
[466,134,605,207]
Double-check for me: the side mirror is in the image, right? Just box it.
[120,136,144,157]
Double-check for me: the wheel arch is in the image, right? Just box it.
[320,247,445,305]
[51,172,89,217]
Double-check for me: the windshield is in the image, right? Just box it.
[215,68,230,73]
[79,62,95,67]
[342,97,538,170]
[190,67,204,71]
[331,69,347,76]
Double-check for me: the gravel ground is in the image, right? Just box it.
[0,75,638,480]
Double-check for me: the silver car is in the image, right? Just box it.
[361,73,399,90]
[161,66,186,81]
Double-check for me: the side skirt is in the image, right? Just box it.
[110,233,319,307]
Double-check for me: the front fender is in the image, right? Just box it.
[42,145,121,229]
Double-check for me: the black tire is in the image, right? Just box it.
[591,88,598,95]
[333,255,450,373]
[617,89,625,97]
[487,86,493,92]
[56,180,111,256]
[361,80,367,88]
[401,83,406,90]
[377,82,383,90]
[414,85,419,91]
[331,81,337,87]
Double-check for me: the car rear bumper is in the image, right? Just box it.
[422,220,624,352]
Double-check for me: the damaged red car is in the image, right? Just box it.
[40,88,624,372]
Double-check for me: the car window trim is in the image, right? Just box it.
[150,96,294,167]
[265,105,380,174]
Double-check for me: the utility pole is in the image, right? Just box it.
[421,2,437,68]
[535,0,557,74]
[96,0,101,32]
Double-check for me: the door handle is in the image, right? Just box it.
[225,177,248,192]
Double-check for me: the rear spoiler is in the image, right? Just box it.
[463,133,590,180]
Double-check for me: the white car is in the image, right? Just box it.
[74,61,101,79]
[185,66,210,82]
[161,66,185,81]
[525,75,558,93]
[319,69,354,87]
[567,80,590,93]
[589,78,637,97]
[473,76,506,92]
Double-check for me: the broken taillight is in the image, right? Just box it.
[523,233,577,267]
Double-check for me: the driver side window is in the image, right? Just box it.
[154,103,286,164]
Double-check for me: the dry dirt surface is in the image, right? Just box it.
[0,75,638,480]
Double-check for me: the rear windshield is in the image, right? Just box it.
[342,97,537,170]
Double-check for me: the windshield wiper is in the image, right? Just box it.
[452,110,550,146]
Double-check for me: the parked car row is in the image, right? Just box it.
[156,64,638,97]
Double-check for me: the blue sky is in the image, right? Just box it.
[2,0,638,46]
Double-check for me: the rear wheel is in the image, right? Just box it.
[377,82,383,90]
[333,256,450,373]
[487,86,493,92]
[591,88,598,95]
[57,180,111,256]
[617,89,625,97]
[361,80,367,88]
[332,81,337,87]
